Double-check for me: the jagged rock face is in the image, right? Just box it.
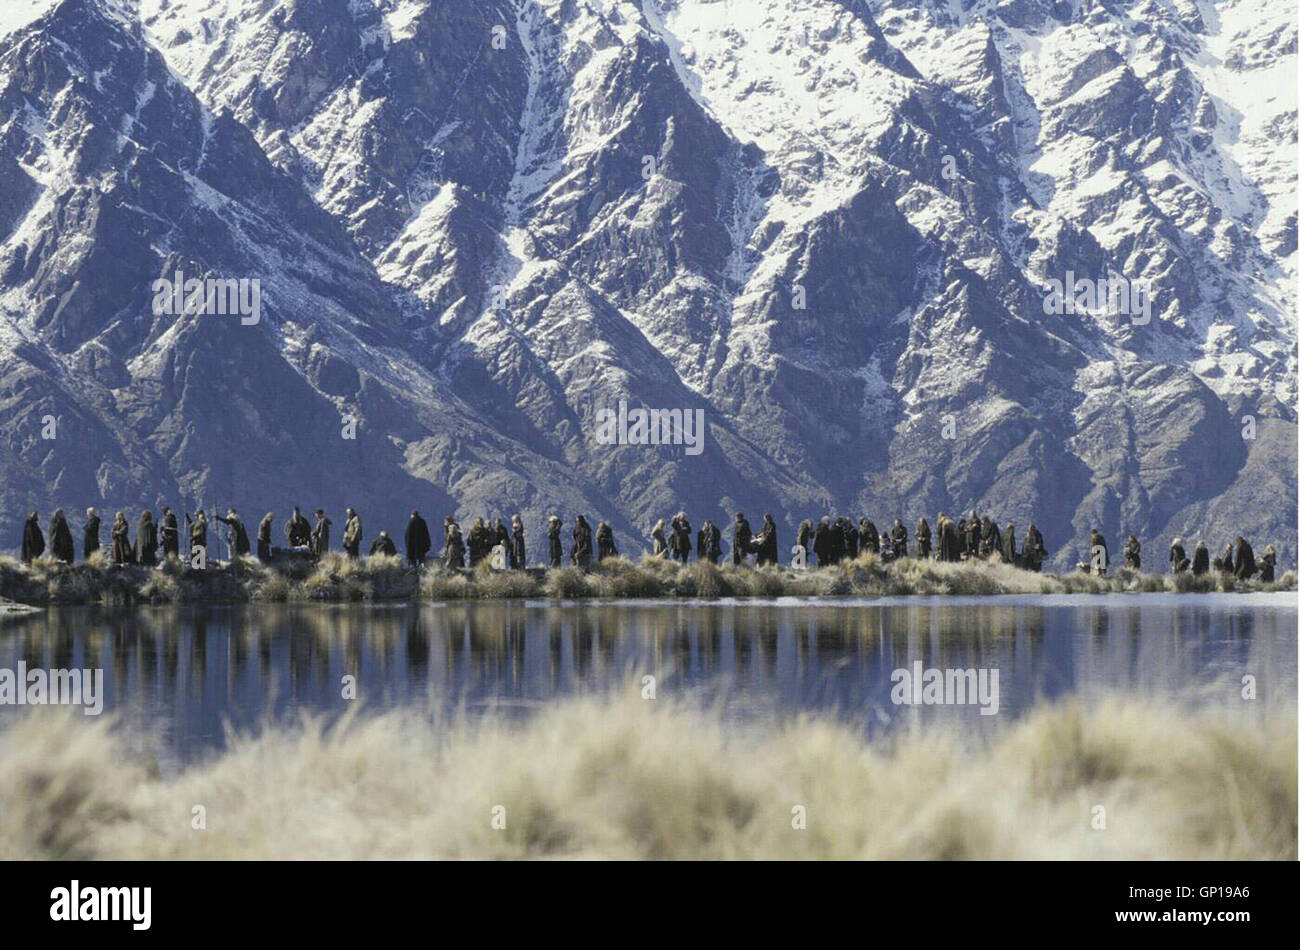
[0,0,1294,569]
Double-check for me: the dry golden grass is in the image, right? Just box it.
[0,691,1292,860]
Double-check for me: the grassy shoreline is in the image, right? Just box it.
[0,551,1294,607]
[1,691,1293,859]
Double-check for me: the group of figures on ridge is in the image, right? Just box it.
[15,506,1280,583]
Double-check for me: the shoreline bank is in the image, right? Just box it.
[1,552,1294,607]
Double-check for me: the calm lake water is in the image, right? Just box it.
[1,594,1294,765]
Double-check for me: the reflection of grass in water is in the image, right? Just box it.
[1,691,1292,860]
[2,552,1296,605]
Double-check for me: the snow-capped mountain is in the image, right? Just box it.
[0,0,1294,568]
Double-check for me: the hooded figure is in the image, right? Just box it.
[50,509,74,563]
[443,519,466,568]
[511,515,526,569]
[965,512,981,559]
[257,513,274,560]
[812,518,831,566]
[547,517,563,567]
[596,521,618,561]
[1218,543,1234,575]
[697,520,721,564]
[1169,539,1188,573]
[343,508,363,559]
[571,515,593,569]
[796,520,812,555]
[187,510,208,558]
[936,514,956,563]
[83,508,101,560]
[311,509,331,557]
[828,519,845,564]
[20,511,44,563]
[979,517,1001,559]
[111,512,133,565]
[467,518,489,566]
[859,518,879,554]
[1233,536,1256,580]
[1123,535,1141,570]
[1001,523,1016,566]
[405,511,431,566]
[671,513,692,564]
[732,513,753,566]
[891,519,908,559]
[1023,524,1045,571]
[651,519,668,557]
[1088,529,1108,575]
[218,509,251,557]
[135,511,158,567]
[1191,540,1209,576]
[286,507,312,548]
[916,518,931,559]
[370,531,398,556]
[756,514,778,566]
[160,507,180,559]
[1259,545,1276,583]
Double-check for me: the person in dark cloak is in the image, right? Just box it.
[405,510,431,567]
[311,509,331,557]
[1023,523,1045,571]
[1000,522,1016,565]
[812,517,831,566]
[891,519,908,559]
[755,514,778,566]
[343,508,363,559]
[218,508,251,558]
[672,513,692,564]
[187,509,208,559]
[1191,540,1209,575]
[467,518,489,566]
[1233,536,1256,580]
[511,515,526,569]
[135,510,158,567]
[257,513,274,561]
[1123,534,1141,570]
[697,519,721,564]
[1258,545,1276,583]
[285,507,312,548]
[443,519,466,569]
[547,516,563,568]
[571,515,593,569]
[732,513,753,566]
[965,512,981,559]
[859,517,879,555]
[159,507,179,559]
[843,517,859,560]
[111,511,132,565]
[916,518,931,559]
[1168,538,1188,573]
[596,521,618,561]
[50,509,74,563]
[1087,529,1108,575]
[20,511,44,563]
[83,507,101,560]
[979,517,1000,559]
[369,531,398,556]
[956,518,968,559]
[935,514,954,562]
[823,519,840,564]
[1218,542,1234,575]
[651,519,668,557]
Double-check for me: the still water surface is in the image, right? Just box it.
[1,594,1293,764]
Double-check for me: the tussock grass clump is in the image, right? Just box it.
[0,693,1292,860]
